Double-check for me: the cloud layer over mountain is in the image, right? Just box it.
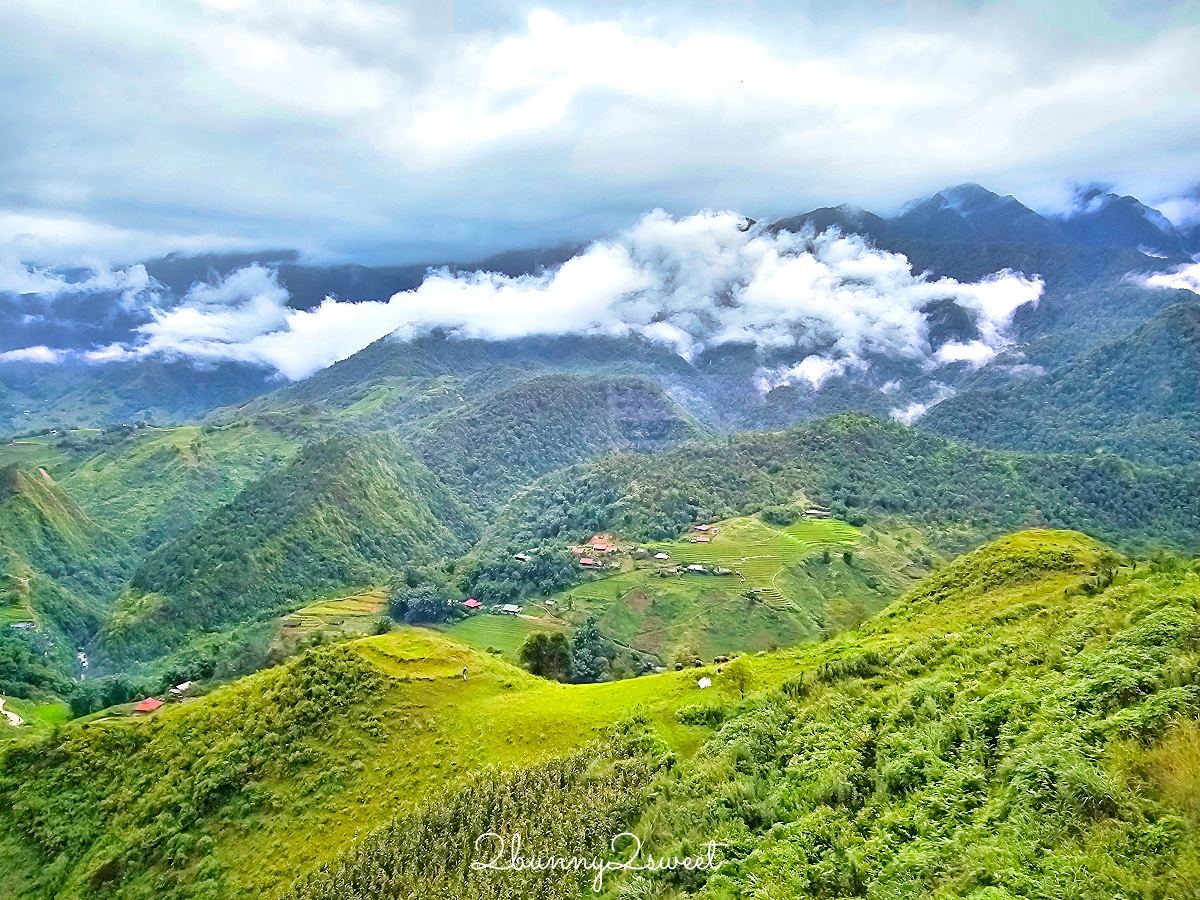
[7,211,1043,381]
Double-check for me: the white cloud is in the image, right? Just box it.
[0,256,158,304]
[0,211,255,267]
[1145,262,1200,293]
[1,2,1199,262]
[58,210,1041,381]
[934,340,1000,367]
[890,383,956,425]
[754,356,860,394]
[0,345,71,364]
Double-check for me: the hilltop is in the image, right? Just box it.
[3,530,1198,897]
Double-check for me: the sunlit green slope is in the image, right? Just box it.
[4,530,1198,898]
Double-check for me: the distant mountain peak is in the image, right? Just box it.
[889,183,1065,245]
[1057,188,1191,255]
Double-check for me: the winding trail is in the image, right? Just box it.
[0,697,24,727]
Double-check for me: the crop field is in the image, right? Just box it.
[0,437,69,471]
[438,613,565,659]
[653,516,859,599]
[548,515,922,661]
[284,588,389,638]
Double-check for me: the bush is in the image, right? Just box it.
[761,506,797,526]
[518,632,574,682]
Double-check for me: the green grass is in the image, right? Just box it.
[437,613,566,659]
[549,515,926,661]
[5,529,1199,899]
[0,438,69,472]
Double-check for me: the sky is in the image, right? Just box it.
[2,0,1199,267]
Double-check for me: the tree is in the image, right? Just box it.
[391,585,452,625]
[723,656,755,698]
[518,632,573,682]
[571,616,611,683]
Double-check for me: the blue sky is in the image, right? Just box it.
[1,0,1198,265]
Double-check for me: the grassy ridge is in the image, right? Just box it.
[4,529,1199,898]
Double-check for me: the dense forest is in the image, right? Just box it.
[476,413,1200,562]
[928,301,1200,465]
[410,374,703,509]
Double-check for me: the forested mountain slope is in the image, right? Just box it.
[5,530,1198,898]
[479,413,1200,558]
[99,434,478,662]
[926,301,1200,465]
[0,468,116,694]
[409,374,704,508]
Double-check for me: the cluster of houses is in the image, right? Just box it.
[570,538,621,568]
[132,680,197,715]
[462,597,523,615]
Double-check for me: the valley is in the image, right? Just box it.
[1,183,1199,899]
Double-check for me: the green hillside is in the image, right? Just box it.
[0,467,118,695]
[0,424,297,694]
[4,530,1198,898]
[545,516,925,662]
[59,423,298,549]
[99,434,479,662]
[480,413,1200,561]
[927,301,1200,465]
[410,374,703,508]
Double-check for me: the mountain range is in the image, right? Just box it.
[2,181,1200,899]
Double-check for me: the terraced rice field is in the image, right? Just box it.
[651,517,858,608]
[285,588,390,635]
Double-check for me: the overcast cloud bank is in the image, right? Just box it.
[1,211,1044,382]
[2,2,1199,263]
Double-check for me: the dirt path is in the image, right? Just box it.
[0,697,24,727]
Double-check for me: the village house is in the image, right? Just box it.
[463,598,482,610]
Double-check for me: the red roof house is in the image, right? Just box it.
[580,557,597,566]
[134,697,162,714]
[591,543,608,552]
[694,535,712,543]
[463,598,482,609]
[695,524,711,532]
